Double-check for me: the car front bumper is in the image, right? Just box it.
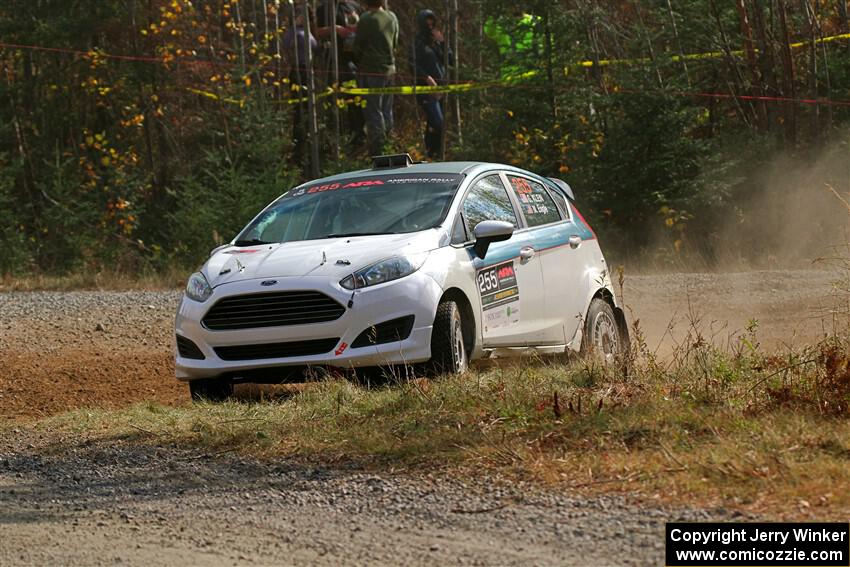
[174,272,442,381]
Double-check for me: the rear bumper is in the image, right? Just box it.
[174,272,442,381]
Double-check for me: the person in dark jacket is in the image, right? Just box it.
[412,9,452,159]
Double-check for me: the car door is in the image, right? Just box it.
[455,174,549,347]
[504,173,589,345]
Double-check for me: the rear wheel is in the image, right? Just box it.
[428,300,468,376]
[189,377,233,402]
[581,298,621,365]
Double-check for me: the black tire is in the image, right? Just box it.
[581,298,622,365]
[428,300,468,376]
[189,377,233,402]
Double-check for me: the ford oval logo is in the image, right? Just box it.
[260,280,278,287]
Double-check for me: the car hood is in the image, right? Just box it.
[204,231,445,287]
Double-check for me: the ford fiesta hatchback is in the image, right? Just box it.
[175,154,629,400]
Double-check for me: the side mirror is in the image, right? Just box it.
[472,220,514,259]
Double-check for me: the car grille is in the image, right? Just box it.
[176,335,205,360]
[213,338,340,361]
[351,315,415,348]
[202,291,346,330]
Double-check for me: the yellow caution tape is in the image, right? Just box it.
[186,87,246,107]
[187,86,336,106]
[566,31,850,73]
[188,32,850,102]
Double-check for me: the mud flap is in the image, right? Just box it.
[613,306,630,352]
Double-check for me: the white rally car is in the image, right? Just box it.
[175,155,628,399]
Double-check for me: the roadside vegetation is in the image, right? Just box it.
[30,316,850,518]
[0,265,188,292]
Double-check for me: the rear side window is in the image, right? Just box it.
[462,175,518,232]
[547,184,570,219]
[507,175,561,227]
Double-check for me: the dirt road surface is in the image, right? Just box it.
[0,270,839,565]
[1,433,737,566]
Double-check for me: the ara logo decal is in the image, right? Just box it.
[335,342,348,356]
[497,265,515,279]
[260,280,278,286]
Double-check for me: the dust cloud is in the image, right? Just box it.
[715,138,850,269]
[618,137,850,352]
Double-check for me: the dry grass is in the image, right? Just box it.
[29,322,850,518]
[0,266,188,292]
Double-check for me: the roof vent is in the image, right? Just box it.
[372,153,414,169]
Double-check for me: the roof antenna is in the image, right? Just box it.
[320,250,327,266]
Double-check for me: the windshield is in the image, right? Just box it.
[235,173,462,244]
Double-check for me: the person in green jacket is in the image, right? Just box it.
[354,0,399,156]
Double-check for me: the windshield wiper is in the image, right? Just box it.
[324,231,397,239]
[233,238,274,246]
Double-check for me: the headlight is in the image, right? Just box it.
[185,272,213,302]
[340,253,429,290]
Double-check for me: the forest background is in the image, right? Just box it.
[1,0,849,278]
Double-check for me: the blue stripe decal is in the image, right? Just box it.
[471,222,577,269]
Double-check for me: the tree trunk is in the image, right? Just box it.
[452,0,462,147]
[633,0,664,88]
[736,0,767,130]
[665,0,691,87]
[303,0,321,177]
[708,0,756,127]
[777,0,797,146]
[330,0,340,161]
[751,0,778,133]
[544,4,557,122]
[804,0,819,139]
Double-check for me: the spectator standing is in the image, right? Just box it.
[412,9,452,159]
[354,0,399,156]
[283,8,318,167]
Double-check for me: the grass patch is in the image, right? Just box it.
[0,266,188,292]
[28,327,850,518]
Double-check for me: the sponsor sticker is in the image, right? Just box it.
[477,260,520,332]
[287,174,461,198]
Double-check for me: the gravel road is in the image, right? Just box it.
[0,431,741,567]
[0,269,840,565]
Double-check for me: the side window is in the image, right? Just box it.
[462,175,518,234]
[507,175,561,227]
[547,185,570,219]
[451,215,468,244]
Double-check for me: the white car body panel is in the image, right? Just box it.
[174,162,623,382]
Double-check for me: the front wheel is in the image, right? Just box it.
[188,377,233,402]
[581,298,622,365]
[428,300,468,376]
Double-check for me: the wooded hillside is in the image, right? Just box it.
[1,0,849,275]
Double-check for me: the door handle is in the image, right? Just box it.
[519,246,535,263]
[569,235,582,249]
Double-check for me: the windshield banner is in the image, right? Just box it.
[288,174,463,198]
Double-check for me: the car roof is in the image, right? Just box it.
[297,161,541,186]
